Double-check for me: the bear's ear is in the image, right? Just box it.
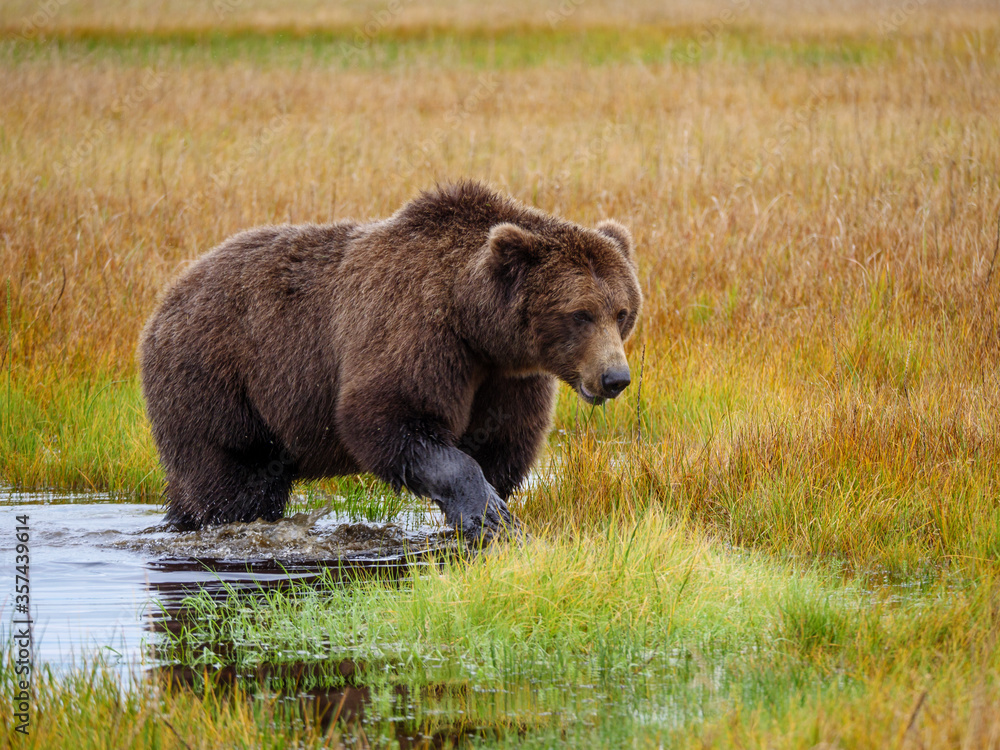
[596,220,634,262]
[487,223,543,267]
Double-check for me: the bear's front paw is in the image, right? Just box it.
[477,493,523,543]
[451,492,522,545]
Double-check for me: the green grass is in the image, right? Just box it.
[533,393,1000,579]
[142,513,998,747]
[0,374,161,498]
[0,24,956,70]
[4,359,999,577]
[3,512,996,747]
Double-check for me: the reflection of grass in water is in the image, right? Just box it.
[0,651,369,749]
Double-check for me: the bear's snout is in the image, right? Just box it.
[573,326,633,405]
[601,366,631,398]
[577,358,632,405]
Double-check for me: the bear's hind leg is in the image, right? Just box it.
[164,442,296,528]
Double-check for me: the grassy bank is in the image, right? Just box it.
[4,514,998,748]
[1,375,159,497]
[2,2,1000,746]
[4,369,1000,576]
[158,514,998,748]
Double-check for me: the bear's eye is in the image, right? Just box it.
[617,310,629,326]
[573,311,594,325]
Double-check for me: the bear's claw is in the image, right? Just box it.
[454,492,523,545]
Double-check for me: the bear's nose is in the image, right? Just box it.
[601,367,631,398]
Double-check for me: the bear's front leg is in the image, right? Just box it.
[400,442,521,541]
[336,389,520,541]
[459,373,557,500]
[336,364,518,540]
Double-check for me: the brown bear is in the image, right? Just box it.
[140,181,642,539]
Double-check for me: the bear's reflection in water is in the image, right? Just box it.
[154,659,503,749]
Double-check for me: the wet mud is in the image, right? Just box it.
[112,505,460,563]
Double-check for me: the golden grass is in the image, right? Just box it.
[2,12,1000,567]
[4,0,995,36]
[3,28,998,373]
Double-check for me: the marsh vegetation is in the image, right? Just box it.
[2,0,1000,746]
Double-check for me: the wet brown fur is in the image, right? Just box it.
[140,181,642,529]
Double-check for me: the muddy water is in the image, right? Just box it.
[0,490,454,679]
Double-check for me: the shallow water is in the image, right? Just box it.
[0,489,454,679]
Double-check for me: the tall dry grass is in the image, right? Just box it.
[1,15,999,567]
[3,28,997,373]
[4,0,996,35]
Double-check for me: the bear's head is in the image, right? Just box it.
[484,218,643,405]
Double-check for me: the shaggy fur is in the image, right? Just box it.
[140,181,642,536]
